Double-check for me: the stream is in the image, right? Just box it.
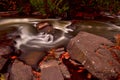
[0,18,120,73]
[72,20,120,40]
[0,18,71,52]
[0,18,120,51]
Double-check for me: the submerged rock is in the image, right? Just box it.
[67,31,120,80]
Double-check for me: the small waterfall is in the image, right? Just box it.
[5,18,72,50]
[16,32,55,48]
[0,18,72,50]
[5,18,120,50]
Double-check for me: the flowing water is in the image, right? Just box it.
[0,18,120,51]
[0,18,72,51]
[72,20,120,40]
[0,18,120,68]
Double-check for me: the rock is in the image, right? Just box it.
[0,73,9,80]
[0,46,12,56]
[18,50,47,70]
[54,48,65,59]
[36,21,54,34]
[40,60,64,80]
[67,31,120,80]
[0,11,18,17]
[109,47,120,63]
[59,63,71,79]
[114,34,120,46]
[9,60,34,80]
[0,27,19,56]
[0,56,8,70]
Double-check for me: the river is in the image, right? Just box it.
[0,18,120,50]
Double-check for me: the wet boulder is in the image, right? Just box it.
[9,60,34,80]
[0,36,15,71]
[0,56,8,70]
[40,60,64,80]
[0,46,13,56]
[67,31,120,80]
[18,49,47,70]
[36,21,54,33]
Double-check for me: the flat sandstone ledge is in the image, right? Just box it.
[67,31,120,80]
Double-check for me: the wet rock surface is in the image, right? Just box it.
[0,46,13,56]
[67,31,120,80]
[18,50,47,70]
[40,60,65,80]
[0,28,17,72]
[9,60,34,80]
[0,56,8,70]
[0,18,120,80]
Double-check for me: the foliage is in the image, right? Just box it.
[79,0,120,13]
[96,0,120,13]
[29,0,69,17]
[0,0,17,11]
[0,0,120,18]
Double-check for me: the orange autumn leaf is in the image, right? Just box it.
[60,52,70,60]
[11,56,17,59]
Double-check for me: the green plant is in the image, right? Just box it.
[30,0,69,18]
[30,0,45,14]
[96,0,120,13]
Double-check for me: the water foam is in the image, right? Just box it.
[0,18,71,49]
[15,29,54,49]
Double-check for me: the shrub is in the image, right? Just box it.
[77,0,120,13]
[30,0,69,18]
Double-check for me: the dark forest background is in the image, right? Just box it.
[0,0,120,19]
